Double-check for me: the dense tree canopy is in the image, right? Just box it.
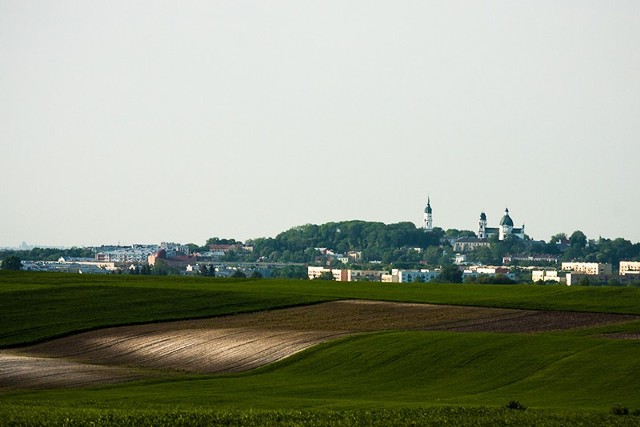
[0,247,94,262]
[250,221,446,264]
[1,255,22,271]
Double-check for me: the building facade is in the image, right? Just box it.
[619,261,640,275]
[479,208,525,241]
[561,262,613,275]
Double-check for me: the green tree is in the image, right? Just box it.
[445,229,477,239]
[439,264,462,283]
[151,260,170,275]
[470,246,498,265]
[317,271,335,281]
[206,237,238,246]
[270,265,308,279]
[231,269,247,278]
[200,264,215,277]
[1,255,22,271]
[422,246,443,266]
[570,230,588,249]
[550,233,567,244]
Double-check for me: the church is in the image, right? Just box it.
[423,197,525,241]
[478,208,525,240]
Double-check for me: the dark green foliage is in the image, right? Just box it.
[270,265,308,279]
[445,229,477,238]
[0,255,22,270]
[3,406,638,427]
[560,233,640,264]
[465,274,516,285]
[199,264,215,277]
[610,404,629,415]
[316,271,335,281]
[439,264,463,283]
[232,269,247,278]
[206,237,239,246]
[506,400,527,411]
[0,247,94,262]
[251,221,446,264]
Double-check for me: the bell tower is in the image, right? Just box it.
[478,212,487,239]
[424,197,433,232]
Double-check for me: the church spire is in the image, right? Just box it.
[423,196,433,232]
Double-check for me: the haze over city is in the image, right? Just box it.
[2,1,639,248]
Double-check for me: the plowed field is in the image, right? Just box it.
[1,300,636,389]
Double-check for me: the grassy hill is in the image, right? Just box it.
[2,272,640,425]
[2,272,640,347]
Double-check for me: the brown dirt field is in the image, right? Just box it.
[0,353,143,389]
[1,300,637,390]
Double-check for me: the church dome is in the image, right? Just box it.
[424,198,432,214]
[480,212,487,221]
[499,209,514,227]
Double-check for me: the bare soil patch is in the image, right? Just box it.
[2,300,636,389]
[0,353,143,389]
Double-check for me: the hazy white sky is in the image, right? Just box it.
[1,1,639,247]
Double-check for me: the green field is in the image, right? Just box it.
[1,272,640,425]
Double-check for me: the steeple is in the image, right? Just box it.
[423,196,433,232]
[478,212,487,239]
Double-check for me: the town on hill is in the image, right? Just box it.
[2,198,640,286]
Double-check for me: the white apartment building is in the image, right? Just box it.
[561,262,612,275]
[463,266,516,281]
[619,261,640,275]
[307,266,348,281]
[348,270,387,282]
[382,269,440,283]
[532,270,564,283]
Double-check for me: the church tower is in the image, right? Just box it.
[478,212,487,239]
[423,197,433,232]
[499,208,514,240]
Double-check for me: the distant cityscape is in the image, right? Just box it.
[2,197,640,286]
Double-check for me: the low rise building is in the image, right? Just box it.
[348,269,387,282]
[532,270,565,283]
[565,273,640,286]
[561,262,612,275]
[463,266,516,281]
[452,238,490,253]
[307,266,349,281]
[503,254,560,265]
[619,261,640,275]
[382,269,440,283]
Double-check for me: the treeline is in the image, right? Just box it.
[250,221,444,264]
[466,231,640,266]
[0,247,94,262]
[5,223,640,271]
[245,224,640,268]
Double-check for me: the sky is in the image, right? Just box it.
[1,1,639,248]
